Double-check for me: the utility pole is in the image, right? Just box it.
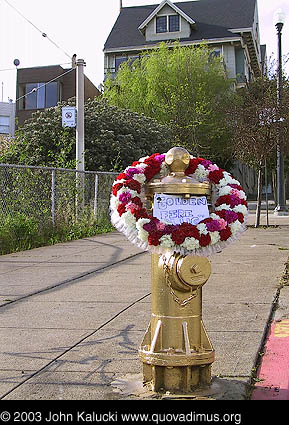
[76,58,86,215]
[273,10,288,215]
[76,58,86,172]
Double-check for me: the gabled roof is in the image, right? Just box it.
[138,0,195,34]
[104,0,257,51]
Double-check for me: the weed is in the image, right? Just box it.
[0,212,114,255]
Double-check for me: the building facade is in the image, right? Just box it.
[104,0,266,87]
[0,101,16,137]
[16,64,100,127]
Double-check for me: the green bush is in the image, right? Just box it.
[0,98,173,172]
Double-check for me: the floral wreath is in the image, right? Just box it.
[110,152,248,257]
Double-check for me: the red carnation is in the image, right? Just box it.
[144,157,161,167]
[144,164,161,182]
[237,213,244,223]
[117,204,126,216]
[171,229,186,245]
[180,222,200,239]
[208,169,225,184]
[148,230,163,246]
[214,210,226,220]
[116,173,127,181]
[185,158,200,175]
[219,227,232,241]
[129,206,148,220]
[199,233,211,247]
[112,183,123,196]
[124,179,141,193]
[131,161,141,166]
[131,196,143,207]
[215,195,232,207]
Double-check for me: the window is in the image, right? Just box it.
[115,55,140,72]
[115,56,128,71]
[24,82,58,110]
[45,82,58,108]
[156,16,167,33]
[156,15,180,33]
[0,116,9,134]
[169,15,180,32]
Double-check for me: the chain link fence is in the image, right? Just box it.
[0,164,117,227]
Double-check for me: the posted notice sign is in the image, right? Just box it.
[62,106,76,127]
[153,193,210,225]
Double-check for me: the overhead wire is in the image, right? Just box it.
[2,0,72,60]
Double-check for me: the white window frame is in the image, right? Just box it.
[0,115,10,134]
[155,14,181,34]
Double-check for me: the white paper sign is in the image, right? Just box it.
[153,193,210,225]
[62,106,76,127]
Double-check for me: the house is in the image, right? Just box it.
[16,63,100,127]
[0,101,16,137]
[104,0,266,86]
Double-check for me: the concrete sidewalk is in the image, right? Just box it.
[0,211,288,400]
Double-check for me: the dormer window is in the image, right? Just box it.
[169,15,180,32]
[156,14,180,33]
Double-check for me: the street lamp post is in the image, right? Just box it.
[274,9,288,215]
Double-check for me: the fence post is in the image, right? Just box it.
[51,169,55,225]
[94,173,98,219]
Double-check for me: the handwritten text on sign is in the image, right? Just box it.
[153,194,210,225]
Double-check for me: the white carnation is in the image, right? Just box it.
[210,213,220,220]
[136,218,150,231]
[218,186,232,196]
[194,165,209,180]
[209,231,220,245]
[233,204,248,215]
[239,190,246,200]
[138,229,149,242]
[114,178,125,184]
[159,234,175,248]
[229,220,242,234]
[133,173,146,184]
[218,172,239,187]
[197,223,208,235]
[110,196,120,210]
[121,211,136,228]
[181,237,200,251]
[215,203,231,211]
[135,163,148,170]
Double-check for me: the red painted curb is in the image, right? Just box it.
[251,319,289,400]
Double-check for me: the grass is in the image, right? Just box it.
[0,212,114,255]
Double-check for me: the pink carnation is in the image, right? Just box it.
[217,218,227,230]
[230,188,242,198]
[208,164,219,172]
[125,167,142,179]
[154,154,166,162]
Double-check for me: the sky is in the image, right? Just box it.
[1,0,289,102]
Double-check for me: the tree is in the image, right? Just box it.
[0,98,173,171]
[104,42,234,166]
[226,76,289,227]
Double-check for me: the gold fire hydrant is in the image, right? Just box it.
[138,147,215,393]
